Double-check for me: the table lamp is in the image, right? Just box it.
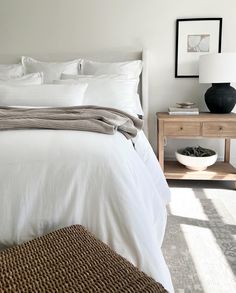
[199,53,236,113]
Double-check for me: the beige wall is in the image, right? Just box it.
[1,0,236,163]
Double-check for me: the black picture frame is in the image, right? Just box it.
[175,18,223,78]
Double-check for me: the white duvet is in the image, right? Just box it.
[0,129,173,292]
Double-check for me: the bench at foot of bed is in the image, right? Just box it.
[0,225,167,293]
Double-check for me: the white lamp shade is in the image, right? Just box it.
[199,53,236,83]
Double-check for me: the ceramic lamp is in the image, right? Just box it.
[199,53,236,113]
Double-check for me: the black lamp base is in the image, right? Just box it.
[205,83,236,113]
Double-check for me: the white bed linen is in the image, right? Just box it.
[0,129,173,292]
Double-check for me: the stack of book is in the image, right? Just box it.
[168,107,199,115]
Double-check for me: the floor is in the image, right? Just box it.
[162,180,236,293]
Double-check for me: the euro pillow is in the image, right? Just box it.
[0,84,88,107]
[22,57,81,83]
[0,72,43,85]
[58,74,143,116]
[0,64,23,79]
[81,60,142,79]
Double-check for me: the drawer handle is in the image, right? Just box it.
[180,127,183,130]
[219,126,223,131]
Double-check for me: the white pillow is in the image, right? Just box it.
[0,84,88,107]
[22,57,81,83]
[81,60,142,78]
[0,64,23,79]
[58,74,143,116]
[0,72,43,85]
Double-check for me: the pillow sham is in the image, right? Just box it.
[58,74,143,116]
[81,60,142,79]
[0,64,23,79]
[22,57,81,83]
[0,84,88,107]
[0,72,43,85]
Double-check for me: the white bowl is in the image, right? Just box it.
[175,149,217,171]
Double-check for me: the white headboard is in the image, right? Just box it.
[0,49,149,136]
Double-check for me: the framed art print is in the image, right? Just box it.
[175,18,222,78]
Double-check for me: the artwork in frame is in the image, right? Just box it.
[175,18,222,78]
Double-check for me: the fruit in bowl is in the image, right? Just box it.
[175,146,217,171]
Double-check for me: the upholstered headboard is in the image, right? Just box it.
[0,49,149,136]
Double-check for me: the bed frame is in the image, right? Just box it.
[0,50,149,136]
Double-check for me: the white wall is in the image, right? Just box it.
[0,0,236,164]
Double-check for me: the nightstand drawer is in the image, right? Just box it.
[164,122,201,136]
[203,122,236,137]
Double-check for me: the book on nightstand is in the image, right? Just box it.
[168,107,199,115]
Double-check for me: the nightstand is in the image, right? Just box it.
[156,112,236,185]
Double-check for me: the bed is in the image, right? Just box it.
[0,51,174,292]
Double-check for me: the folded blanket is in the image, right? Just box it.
[0,106,143,139]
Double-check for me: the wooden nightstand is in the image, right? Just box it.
[156,112,236,184]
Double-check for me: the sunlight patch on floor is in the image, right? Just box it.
[201,188,236,226]
[169,188,208,221]
[198,187,235,199]
[210,199,236,226]
[181,224,236,293]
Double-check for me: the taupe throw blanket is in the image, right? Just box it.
[0,106,143,139]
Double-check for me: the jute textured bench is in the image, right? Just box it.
[0,225,167,292]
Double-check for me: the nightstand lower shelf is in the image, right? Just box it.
[164,161,236,181]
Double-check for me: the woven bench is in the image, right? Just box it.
[0,225,167,292]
